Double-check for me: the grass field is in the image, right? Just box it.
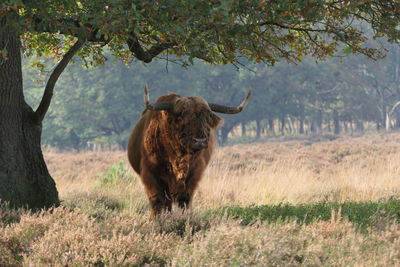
[1,132,400,266]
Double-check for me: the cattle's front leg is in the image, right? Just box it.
[175,171,204,210]
[148,193,172,217]
[170,179,193,210]
[176,192,192,210]
[140,168,172,218]
[175,158,208,211]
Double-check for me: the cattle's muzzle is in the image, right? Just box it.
[192,138,208,150]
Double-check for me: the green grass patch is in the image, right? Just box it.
[221,198,400,230]
[96,160,135,187]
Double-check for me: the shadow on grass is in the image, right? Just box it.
[220,198,400,230]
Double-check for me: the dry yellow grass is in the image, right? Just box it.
[47,131,400,211]
[2,132,400,266]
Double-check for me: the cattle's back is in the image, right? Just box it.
[127,111,151,174]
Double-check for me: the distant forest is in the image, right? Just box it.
[24,43,400,150]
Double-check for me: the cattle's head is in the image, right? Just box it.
[144,85,252,151]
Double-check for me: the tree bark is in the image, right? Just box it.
[395,110,400,129]
[376,120,381,131]
[315,109,323,134]
[279,115,285,135]
[219,123,235,145]
[0,16,59,209]
[241,122,246,137]
[299,116,305,134]
[310,121,316,133]
[386,101,400,131]
[333,109,340,135]
[355,119,364,132]
[219,128,228,145]
[255,119,261,138]
[378,86,387,129]
[268,118,275,136]
[343,121,349,133]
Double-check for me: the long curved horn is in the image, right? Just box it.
[208,89,252,114]
[143,85,175,111]
[144,84,150,107]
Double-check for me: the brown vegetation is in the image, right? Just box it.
[2,132,399,266]
[50,131,400,208]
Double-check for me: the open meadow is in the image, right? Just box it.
[1,132,400,266]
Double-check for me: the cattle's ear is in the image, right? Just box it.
[210,113,223,128]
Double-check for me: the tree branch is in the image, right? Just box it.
[35,39,85,123]
[127,36,176,63]
[31,15,177,63]
[260,21,324,33]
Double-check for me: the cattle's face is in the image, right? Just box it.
[170,96,222,151]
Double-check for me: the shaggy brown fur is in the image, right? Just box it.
[128,93,222,217]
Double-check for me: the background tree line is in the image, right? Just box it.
[23,43,400,150]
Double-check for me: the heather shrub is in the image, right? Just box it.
[1,209,60,265]
[0,204,399,266]
[172,217,400,266]
[62,191,125,219]
[0,232,23,266]
[2,132,400,266]
[150,209,216,237]
[19,208,178,266]
[0,201,24,226]
[172,220,326,266]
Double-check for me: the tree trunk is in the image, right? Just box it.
[333,109,340,135]
[0,17,59,209]
[355,119,364,132]
[395,110,400,129]
[386,101,400,130]
[349,119,354,134]
[385,112,391,131]
[287,116,293,134]
[241,122,246,137]
[219,123,234,145]
[69,130,80,151]
[310,121,316,133]
[343,121,348,133]
[315,109,323,134]
[118,139,128,150]
[379,87,387,129]
[280,115,285,135]
[268,118,275,136]
[255,120,261,138]
[326,119,332,133]
[376,120,381,131]
[219,128,228,145]
[299,116,305,134]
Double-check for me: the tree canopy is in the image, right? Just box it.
[2,0,399,67]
